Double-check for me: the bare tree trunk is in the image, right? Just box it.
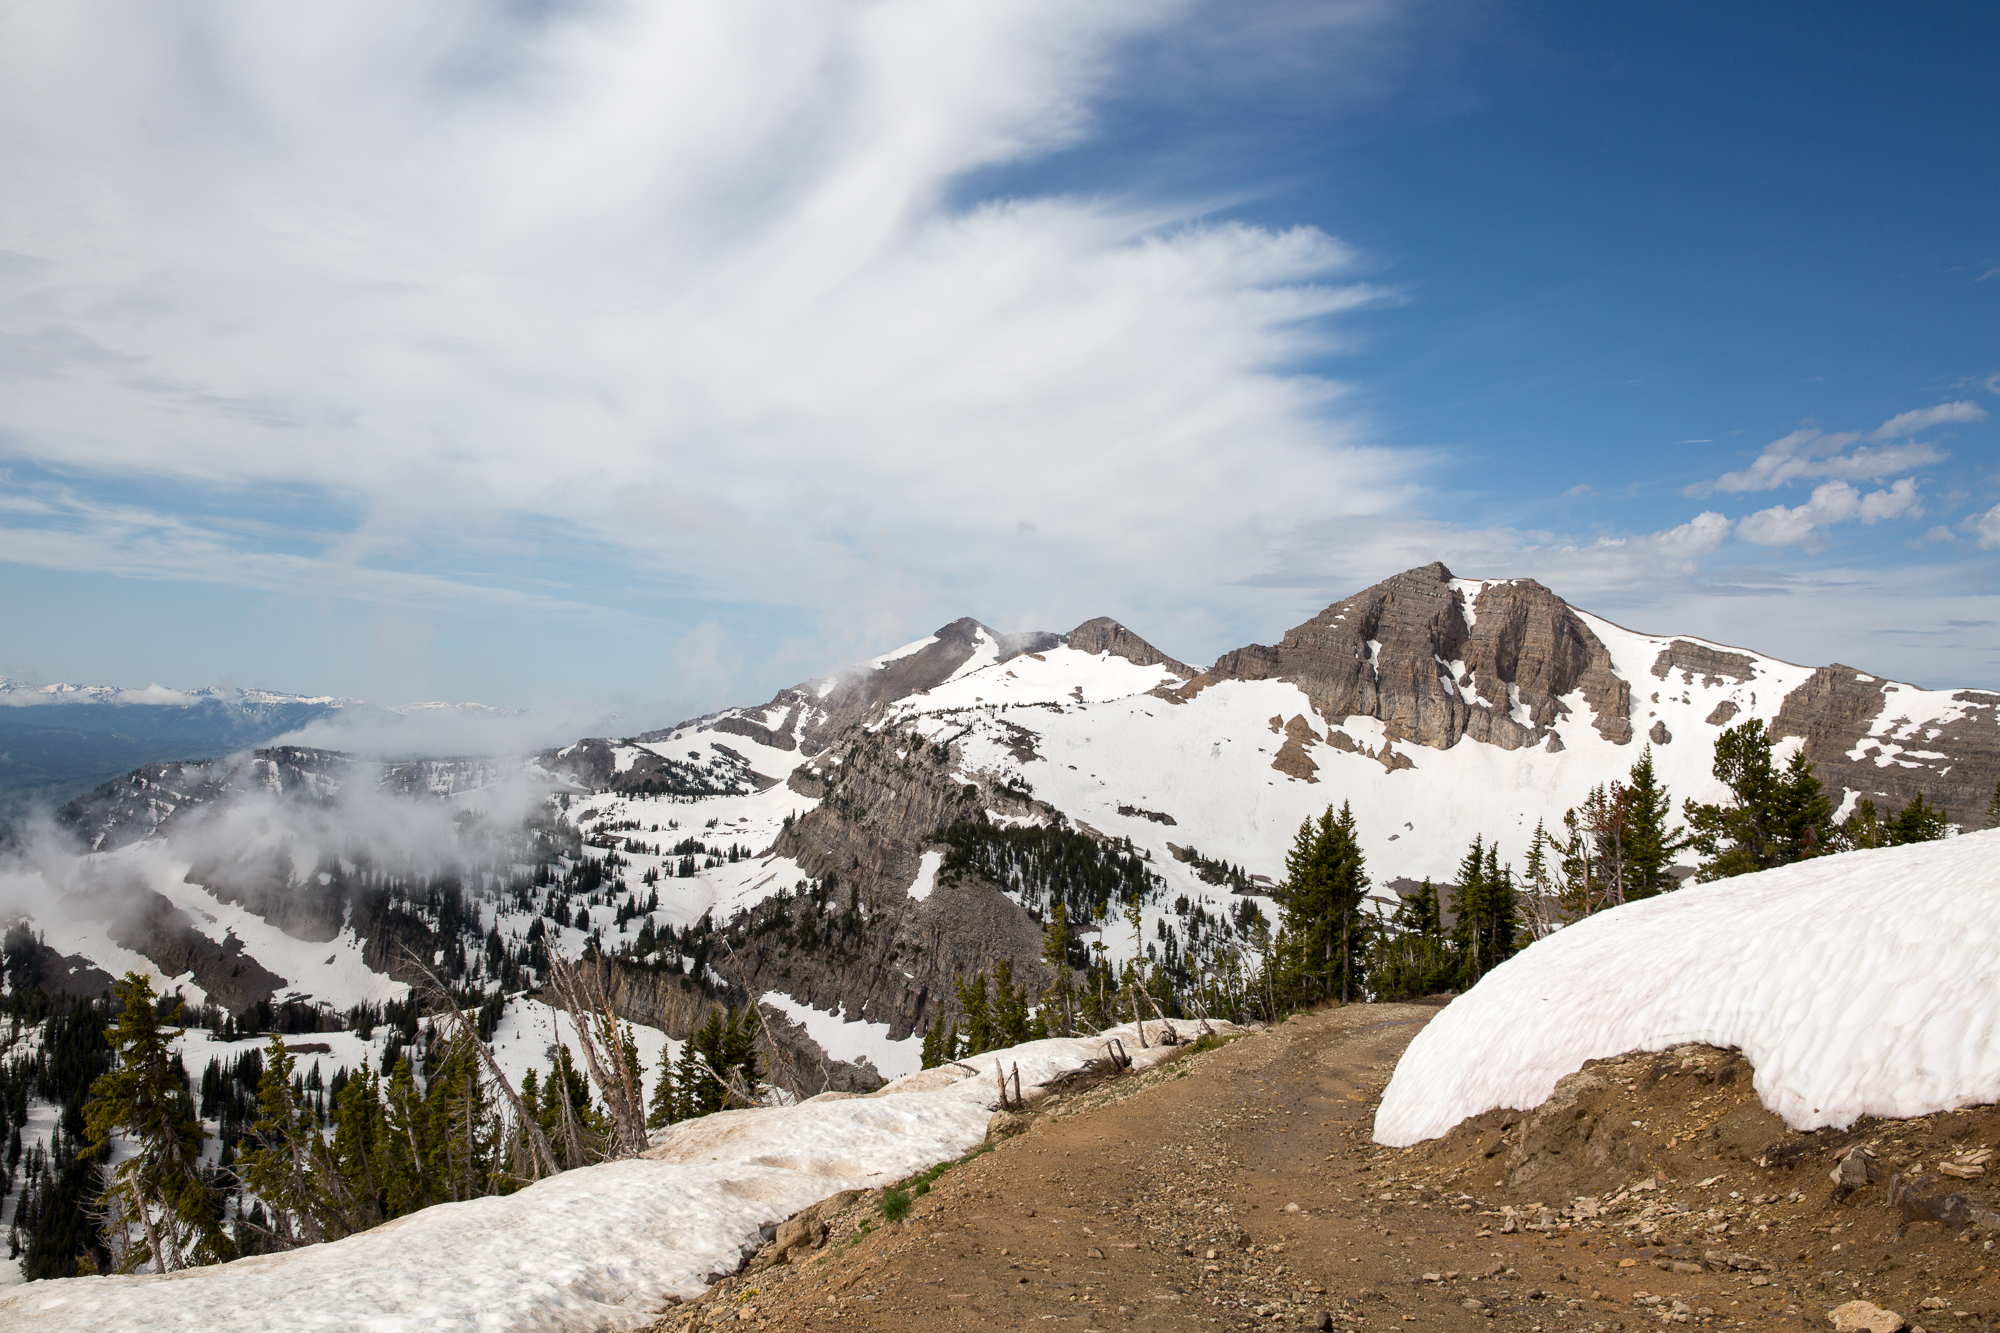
[406,951,560,1180]
[545,953,649,1157]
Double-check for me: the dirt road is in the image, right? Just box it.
[656,1003,2000,1332]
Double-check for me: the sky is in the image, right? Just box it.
[1,0,1995,727]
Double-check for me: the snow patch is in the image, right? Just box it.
[908,849,944,902]
[760,991,920,1080]
[1374,831,2000,1146]
[0,1025,1194,1331]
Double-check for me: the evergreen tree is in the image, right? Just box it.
[952,974,996,1056]
[1621,746,1685,898]
[1273,802,1370,1005]
[1038,902,1075,1036]
[1988,779,2000,830]
[83,973,234,1272]
[1840,797,1888,850]
[1887,792,1951,845]
[1683,720,1835,879]
[235,1033,329,1248]
[1370,878,1454,1000]
[919,1011,952,1071]
[990,960,1033,1047]
[1449,838,1518,986]
[646,1050,677,1130]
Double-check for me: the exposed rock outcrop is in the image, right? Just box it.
[1650,639,1757,687]
[1774,667,2000,828]
[1065,617,1197,678]
[1189,562,1633,750]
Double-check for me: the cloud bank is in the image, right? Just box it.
[0,0,1411,652]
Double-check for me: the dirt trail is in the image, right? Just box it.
[656,1004,2000,1333]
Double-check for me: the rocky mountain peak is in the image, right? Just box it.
[1193,562,1634,751]
[1064,617,1197,678]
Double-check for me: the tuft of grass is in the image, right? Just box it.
[877,1144,994,1223]
[1185,1030,1237,1056]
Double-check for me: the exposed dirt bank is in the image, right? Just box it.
[654,1003,2000,1333]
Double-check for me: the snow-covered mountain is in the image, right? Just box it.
[18,562,2000,1086]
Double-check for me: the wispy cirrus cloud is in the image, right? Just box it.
[0,0,1416,666]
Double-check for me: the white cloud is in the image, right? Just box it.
[1690,402,1983,495]
[1735,478,1922,549]
[1969,502,2000,551]
[0,1,1413,643]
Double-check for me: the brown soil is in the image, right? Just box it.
[653,1003,2000,1333]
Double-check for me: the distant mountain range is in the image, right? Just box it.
[14,561,2000,1089]
[0,678,511,813]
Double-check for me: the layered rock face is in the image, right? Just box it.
[760,725,1057,1039]
[1195,562,1633,750]
[1774,667,2000,828]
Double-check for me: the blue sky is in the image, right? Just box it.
[1,0,1994,732]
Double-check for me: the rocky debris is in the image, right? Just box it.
[1829,1298,1906,1332]
[1116,803,1177,825]
[1066,616,1198,679]
[1189,562,1635,752]
[105,887,289,1013]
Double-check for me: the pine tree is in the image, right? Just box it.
[1274,802,1370,1006]
[84,973,235,1272]
[1887,792,1951,845]
[1684,720,1835,879]
[919,1011,951,1071]
[1449,838,1517,986]
[646,1050,677,1130]
[952,974,995,1056]
[991,960,1032,1047]
[1988,779,2000,829]
[1038,902,1075,1036]
[1841,797,1887,849]
[1621,746,1685,898]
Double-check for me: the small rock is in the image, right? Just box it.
[1313,1315,1333,1332]
[1284,1202,1301,1214]
[1087,1247,1104,1259]
[1460,1298,1488,1312]
[1832,1147,1880,1192]
[1919,1298,1948,1311]
[1672,1260,1704,1275]
[1829,1299,1906,1333]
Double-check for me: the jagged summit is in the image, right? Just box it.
[1192,561,1633,751]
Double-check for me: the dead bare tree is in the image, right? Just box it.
[403,951,560,1180]
[544,952,651,1157]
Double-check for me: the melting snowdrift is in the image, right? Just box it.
[0,1024,1201,1332]
[1375,830,2000,1147]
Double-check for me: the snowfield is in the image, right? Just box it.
[0,1023,1207,1331]
[1374,830,2000,1147]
